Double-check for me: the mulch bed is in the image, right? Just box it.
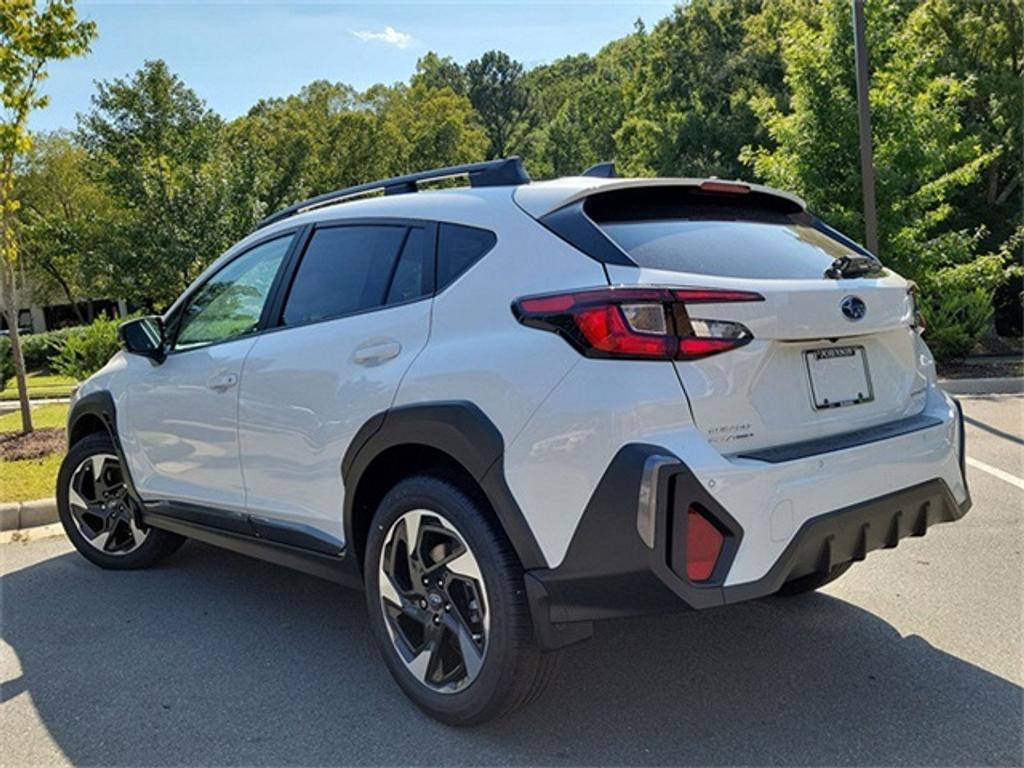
[0,428,65,462]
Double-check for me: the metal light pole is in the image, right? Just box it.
[852,0,879,255]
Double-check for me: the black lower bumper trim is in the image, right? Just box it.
[722,479,969,604]
[525,442,970,649]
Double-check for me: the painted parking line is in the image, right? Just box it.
[966,456,1024,491]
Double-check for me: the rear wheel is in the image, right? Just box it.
[57,432,185,569]
[364,474,557,725]
[776,562,853,596]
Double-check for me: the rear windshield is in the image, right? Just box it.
[587,188,861,279]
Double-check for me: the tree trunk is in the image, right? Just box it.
[42,260,86,323]
[0,264,33,434]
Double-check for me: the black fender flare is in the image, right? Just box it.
[341,401,548,571]
[66,391,143,501]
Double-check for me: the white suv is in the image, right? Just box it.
[58,158,970,724]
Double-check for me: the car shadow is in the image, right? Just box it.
[2,541,1021,766]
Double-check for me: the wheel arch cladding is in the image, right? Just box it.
[68,391,118,446]
[341,401,548,573]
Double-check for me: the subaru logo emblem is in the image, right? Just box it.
[841,295,866,321]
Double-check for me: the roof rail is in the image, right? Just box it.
[254,156,530,231]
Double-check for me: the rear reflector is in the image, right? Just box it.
[513,286,760,361]
[686,505,725,582]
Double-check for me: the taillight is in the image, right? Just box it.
[685,504,725,582]
[513,286,762,361]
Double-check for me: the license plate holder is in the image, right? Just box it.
[805,346,873,409]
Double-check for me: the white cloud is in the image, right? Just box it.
[350,26,414,49]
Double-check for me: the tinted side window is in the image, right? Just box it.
[437,224,496,290]
[174,234,292,350]
[386,226,433,304]
[283,225,413,326]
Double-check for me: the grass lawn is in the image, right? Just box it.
[0,452,62,502]
[0,372,77,401]
[0,403,70,432]
[1,403,69,503]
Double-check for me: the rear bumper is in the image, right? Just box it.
[525,403,970,650]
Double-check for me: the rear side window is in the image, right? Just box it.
[282,225,430,325]
[437,224,496,289]
[588,188,859,280]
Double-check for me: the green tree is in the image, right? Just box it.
[412,52,467,95]
[742,0,993,276]
[465,50,530,158]
[77,60,245,306]
[903,0,1022,249]
[15,132,117,322]
[380,82,488,173]
[0,0,96,434]
[623,0,784,178]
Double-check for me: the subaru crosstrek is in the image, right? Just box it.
[58,158,970,724]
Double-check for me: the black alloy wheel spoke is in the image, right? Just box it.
[378,509,489,693]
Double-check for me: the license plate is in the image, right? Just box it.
[804,346,873,409]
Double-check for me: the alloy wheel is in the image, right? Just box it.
[378,509,489,694]
[66,453,148,555]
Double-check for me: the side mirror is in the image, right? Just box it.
[118,316,165,363]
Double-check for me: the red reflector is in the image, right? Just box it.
[686,506,724,582]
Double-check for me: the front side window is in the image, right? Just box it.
[282,224,430,326]
[174,235,293,350]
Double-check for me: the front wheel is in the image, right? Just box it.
[57,432,185,569]
[364,475,557,725]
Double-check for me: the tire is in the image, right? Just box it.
[775,562,853,597]
[57,432,185,570]
[364,474,558,725]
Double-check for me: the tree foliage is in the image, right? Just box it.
[1,0,96,433]
[9,0,1020,370]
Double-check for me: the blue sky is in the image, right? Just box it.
[31,0,679,132]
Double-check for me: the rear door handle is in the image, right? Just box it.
[353,340,401,366]
[207,372,238,392]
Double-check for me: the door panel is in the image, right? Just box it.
[121,338,256,509]
[119,233,294,509]
[237,301,432,540]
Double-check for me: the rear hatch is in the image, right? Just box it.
[587,184,929,455]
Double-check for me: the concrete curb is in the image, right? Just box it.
[940,377,1024,396]
[0,498,58,531]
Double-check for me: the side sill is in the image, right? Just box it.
[142,509,362,589]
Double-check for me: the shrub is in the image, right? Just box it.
[51,316,123,382]
[0,336,12,391]
[19,326,79,372]
[919,266,995,363]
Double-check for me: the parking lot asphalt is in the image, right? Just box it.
[2,394,1021,767]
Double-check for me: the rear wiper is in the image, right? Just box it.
[824,254,883,279]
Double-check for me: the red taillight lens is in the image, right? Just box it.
[513,286,761,361]
[575,305,676,357]
[686,505,725,582]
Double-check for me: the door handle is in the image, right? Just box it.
[353,339,401,366]
[207,372,238,392]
